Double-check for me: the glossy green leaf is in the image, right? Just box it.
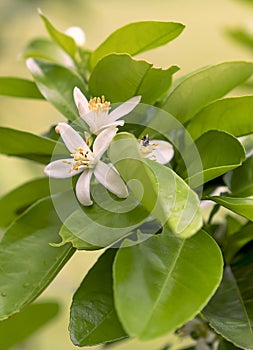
[90,21,185,69]
[187,96,253,140]
[137,65,179,104]
[225,222,253,264]
[0,194,75,320]
[225,155,253,197]
[0,177,71,228]
[109,132,202,238]
[0,77,43,99]
[114,229,223,339]
[89,54,178,104]
[26,59,87,121]
[210,196,253,221]
[89,54,150,102]
[0,302,59,350]
[69,249,126,346]
[40,12,78,59]
[57,183,149,248]
[177,130,246,187]
[163,61,253,124]
[0,127,66,164]
[204,257,253,350]
[23,38,74,66]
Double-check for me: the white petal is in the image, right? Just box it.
[94,120,125,135]
[94,161,128,198]
[73,87,89,116]
[151,140,174,164]
[81,111,98,133]
[65,27,86,46]
[56,122,89,153]
[44,159,82,178]
[109,96,141,122]
[93,127,118,160]
[75,170,93,206]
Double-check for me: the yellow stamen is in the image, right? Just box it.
[88,96,111,113]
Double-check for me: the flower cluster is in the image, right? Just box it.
[44,88,174,206]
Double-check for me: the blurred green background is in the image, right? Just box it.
[1,0,253,349]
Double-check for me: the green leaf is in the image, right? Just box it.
[163,61,253,124]
[209,196,253,221]
[0,302,59,350]
[90,21,185,69]
[177,130,246,187]
[227,28,253,53]
[218,338,241,350]
[0,126,66,164]
[109,132,202,238]
[0,194,75,320]
[204,259,253,350]
[39,12,78,60]
[89,54,178,104]
[0,177,71,228]
[225,155,253,197]
[57,183,149,248]
[187,96,253,140]
[69,249,126,346]
[26,59,87,121]
[225,222,253,264]
[89,54,150,102]
[113,229,223,339]
[0,77,44,99]
[23,38,74,66]
[137,65,179,104]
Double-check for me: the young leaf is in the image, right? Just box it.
[163,61,253,124]
[90,21,185,69]
[26,59,87,121]
[225,155,253,197]
[204,259,253,349]
[39,12,78,60]
[69,249,126,346]
[0,302,59,350]
[113,229,223,339]
[0,127,66,164]
[0,77,44,99]
[0,194,75,320]
[23,38,74,67]
[109,132,202,238]
[209,196,253,221]
[187,96,253,140]
[177,130,246,187]
[89,54,178,104]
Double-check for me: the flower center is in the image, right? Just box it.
[139,135,158,160]
[64,147,96,172]
[88,96,111,114]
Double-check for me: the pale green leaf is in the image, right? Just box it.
[163,61,253,124]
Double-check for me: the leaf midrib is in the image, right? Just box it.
[140,236,185,334]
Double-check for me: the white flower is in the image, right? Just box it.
[139,135,174,164]
[44,123,128,206]
[73,87,141,135]
[65,26,86,46]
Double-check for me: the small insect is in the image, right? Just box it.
[141,134,150,147]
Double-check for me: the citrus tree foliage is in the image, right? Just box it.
[1,12,253,349]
